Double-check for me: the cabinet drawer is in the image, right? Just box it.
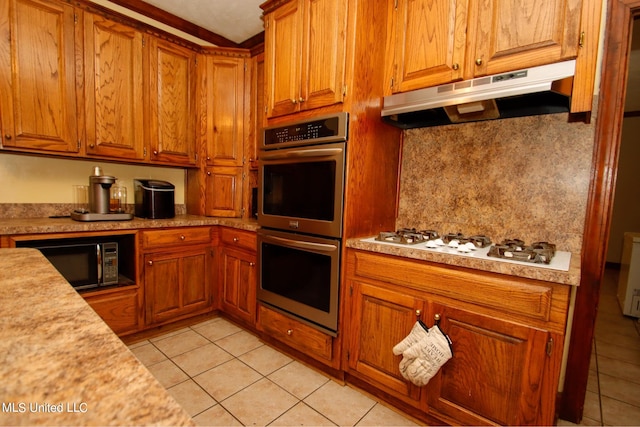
[220,227,257,252]
[142,227,212,249]
[258,304,332,362]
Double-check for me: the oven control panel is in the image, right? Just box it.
[262,112,348,149]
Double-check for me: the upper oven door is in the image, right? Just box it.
[258,142,345,238]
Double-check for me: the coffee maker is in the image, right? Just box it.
[71,167,133,222]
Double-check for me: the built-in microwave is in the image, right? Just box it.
[20,240,119,290]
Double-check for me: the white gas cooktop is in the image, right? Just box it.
[359,237,572,272]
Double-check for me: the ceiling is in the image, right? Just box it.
[140,0,265,45]
[92,0,265,47]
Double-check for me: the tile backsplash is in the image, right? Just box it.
[396,113,595,254]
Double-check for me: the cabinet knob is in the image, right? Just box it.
[233,237,239,242]
[206,156,211,161]
[4,134,12,140]
[153,150,158,155]
[452,63,459,71]
[89,143,95,148]
[475,58,483,66]
[415,309,422,317]
[299,97,305,103]
[249,262,255,267]
[207,171,211,176]
[434,313,441,325]
[291,99,297,104]
[180,235,185,240]
[148,260,153,266]
[287,329,293,336]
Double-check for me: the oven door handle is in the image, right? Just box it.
[259,147,343,160]
[263,235,338,253]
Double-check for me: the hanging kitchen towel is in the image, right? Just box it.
[394,321,453,387]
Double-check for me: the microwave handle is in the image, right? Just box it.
[259,147,343,160]
[96,244,102,285]
[263,235,338,253]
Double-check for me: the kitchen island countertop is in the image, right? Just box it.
[0,248,194,426]
[0,214,259,236]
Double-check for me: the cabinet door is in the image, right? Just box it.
[346,280,425,404]
[144,246,212,325]
[264,0,302,118]
[468,0,582,77]
[391,0,468,93]
[0,0,80,153]
[206,56,245,167]
[148,38,197,166]
[300,0,347,110]
[205,166,243,217]
[219,246,256,325]
[427,303,553,426]
[84,14,144,160]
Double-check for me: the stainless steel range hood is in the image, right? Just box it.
[381,60,576,129]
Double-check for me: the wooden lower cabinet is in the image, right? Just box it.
[83,286,141,336]
[344,249,570,426]
[141,228,215,326]
[218,228,257,326]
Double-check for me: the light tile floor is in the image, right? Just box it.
[127,317,421,426]
[558,267,640,426]
[128,266,640,426]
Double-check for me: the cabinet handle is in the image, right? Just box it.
[287,329,293,336]
[415,309,421,317]
[452,63,459,71]
[4,134,12,140]
[148,260,153,266]
[475,58,483,66]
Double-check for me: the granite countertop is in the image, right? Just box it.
[347,237,581,286]
[0,214,259,236]
[0,248,194,426]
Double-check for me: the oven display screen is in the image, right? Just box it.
[263,116,343,146]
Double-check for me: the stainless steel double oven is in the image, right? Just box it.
[257,113,348,334]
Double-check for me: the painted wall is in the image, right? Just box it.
[607,116,640,263]
[0,153,186,204]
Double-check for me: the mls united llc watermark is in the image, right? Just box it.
[2,402,88,414]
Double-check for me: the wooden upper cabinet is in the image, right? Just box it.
[206,55,245,167]
[390,0,588,93]
[468,0,581,77]
[0,0,80,154]
[264,0,347,118]
[391,0,469,93]
[84,13,145,160]
[148,37,197,166]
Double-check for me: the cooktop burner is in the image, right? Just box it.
[369,229,570,270]
[488,240,556,264]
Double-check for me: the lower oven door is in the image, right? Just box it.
[257,229,340,333]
